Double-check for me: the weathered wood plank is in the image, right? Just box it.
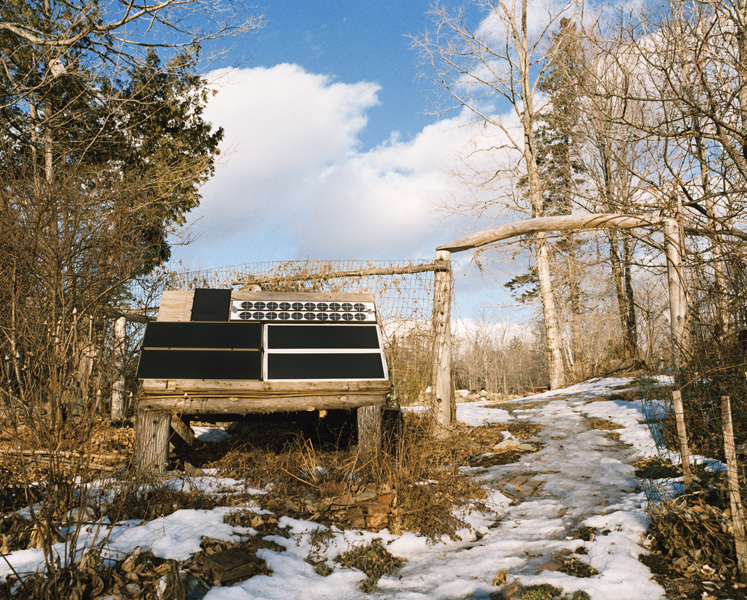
[139,393,387,414]
[156,290,194,322]
[431,249,453,438]
[135,411,171,473]
[357,405,381,454]
[141,379,392,394]
[201,547,263,585]
[169,415,195,450]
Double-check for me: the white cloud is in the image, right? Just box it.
[174,63,509,266]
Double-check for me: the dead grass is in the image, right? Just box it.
[585,418,624,431]
[206,412,493,540]
[336,538,406,592]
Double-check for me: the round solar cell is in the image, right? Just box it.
[342,313,353,321]
[329,303,341,311]
[317,313,328,321]
[354,313,366,321]
[330,313,341,321]
[304,302,315,311]
[304,312,315,320]
[253,312,264,320]
[279,302,291,310]
[341,303,353,311]
[292,303,303,311]
[279,312,290,320]
[354,303,365,311]
[254,302,266,310]
[291,312,303,320]
[317,303,328,311]
[238,311,252,320]
[267,302,279,310]
[266,312,278,320]
[240,301,253,310]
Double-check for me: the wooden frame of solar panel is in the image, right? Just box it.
[135,289,391,472]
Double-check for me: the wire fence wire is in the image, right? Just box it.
[129,259,439,405]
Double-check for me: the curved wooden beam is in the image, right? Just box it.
[437,213,667,252]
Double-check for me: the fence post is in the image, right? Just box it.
[111,316,126,421]
[671,390,692,490]
[431,250,453,438]
[721,396,747,580]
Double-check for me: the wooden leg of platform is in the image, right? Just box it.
[357,405,381,455]
[135,411,171,473]
[169,415,195,453]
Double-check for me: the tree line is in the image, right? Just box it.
[0,0,262,441]
[416,0,747,387]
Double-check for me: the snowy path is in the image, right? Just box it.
[226,378,667,600]
[0,378,669,599]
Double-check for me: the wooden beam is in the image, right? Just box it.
[169,415,195,450]
[357,405,382,454]
[141,379,392,395]
[437,214,666,253]
[431,249,453,437]
[135,411,171,473]
[138,393,387,414]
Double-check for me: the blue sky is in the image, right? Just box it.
[171,1,531,324]
[243,1,434,151]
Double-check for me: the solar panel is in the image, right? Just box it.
[137,290,389,382]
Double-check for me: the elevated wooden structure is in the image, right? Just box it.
[135,288,391,472]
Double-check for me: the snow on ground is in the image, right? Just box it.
[1,377,672,599]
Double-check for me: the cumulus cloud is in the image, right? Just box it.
[174,62,505,266]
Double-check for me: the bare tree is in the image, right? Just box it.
[416,0,578,389]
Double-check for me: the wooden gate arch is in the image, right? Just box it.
[430,213,687,436]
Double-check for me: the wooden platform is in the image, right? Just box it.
[135,289,391,473]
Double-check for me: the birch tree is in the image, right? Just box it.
[416,0,577,388]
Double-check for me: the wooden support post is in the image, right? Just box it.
[431,249,453,438]
[169,415,195,453]
[111,316,126,420]
[135,411,171,473]
[357,405,381,455]
[671,390,692,489]
[664,218,689,372]
[721,396,747,580]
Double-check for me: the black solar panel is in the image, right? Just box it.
[267,353,386,380]
[266,324,379,349]
[191,288,232,321]
[136,349,261,380]
[142,322,261,349]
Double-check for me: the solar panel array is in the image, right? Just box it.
[230,299,376,323]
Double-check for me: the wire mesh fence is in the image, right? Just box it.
[127,259,440,405]
[636,351,747,580]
